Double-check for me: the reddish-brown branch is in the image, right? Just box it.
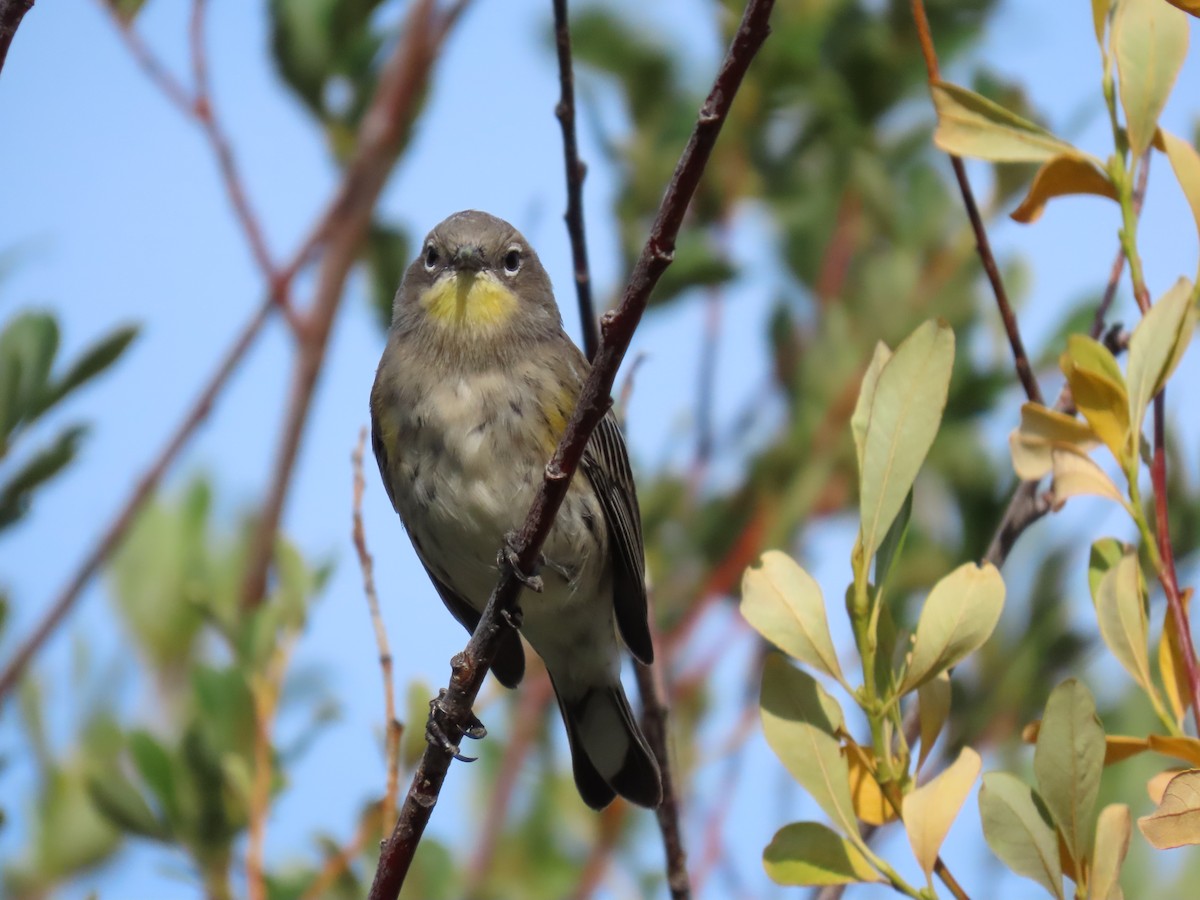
[365,4,775,895]
[910,0,1042,407]
[0,0,33,77]
[239,0,469,608]
[0,299,275,703]
[552,0,599,360]
[352,429,401,827]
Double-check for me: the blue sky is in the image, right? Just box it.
[1,1,1198,897]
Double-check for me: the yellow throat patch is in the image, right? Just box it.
[419,272,519,332]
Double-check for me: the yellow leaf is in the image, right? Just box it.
[931,82,1089,163]
[1148,768,1188,805]
[1059,336,1130,462]
[1010,155,1117,223]
[1049,445,1129,511]
[1137,769,1200,849]
[1009,403,1099,480]
[917,673,951,774]
[1091,804,1132,900]
[1159,588,1194,726]
[903,747,981,879]
[1093,0,1114,42]
[842,739,898,826]
[1113,0,1190,157]
[1022,722,1149,767]
[1160,131,1200,249]
[1147,735,1200,768]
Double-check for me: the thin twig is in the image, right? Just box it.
[0,298,275,703]
[0,0,33,77]
[248,639,296,900]
[636,651,690,900]
[365,4,776,896]
[353,428,400,828]
[298,805,383,900]
[188,0,280,296]
[552,0,598,360]
[239,0,470,608]
[910,0,1042,407]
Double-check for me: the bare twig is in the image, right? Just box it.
[636,651,690,900]
[0,0,33,77]
[910,0,1042,407]
[0,298,275,703]
[239,0,470,608]
[248,639,296,900]
[552,0,599,359]
[365,4,775,896]
[352,428,400,828]
[298,805,383,900]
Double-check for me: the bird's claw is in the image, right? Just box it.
[501,532,543,593]
[425,689,486,763]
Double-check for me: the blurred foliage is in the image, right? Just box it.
[4,0,1200,898]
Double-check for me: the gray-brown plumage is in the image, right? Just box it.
[370,210,661,809]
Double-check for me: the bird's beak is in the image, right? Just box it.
[452,245,486,272]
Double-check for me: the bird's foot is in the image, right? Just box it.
[425,689,487,762]
[500,531,543,593]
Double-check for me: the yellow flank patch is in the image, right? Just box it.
[537,385,574,453]
[419,273,519,331]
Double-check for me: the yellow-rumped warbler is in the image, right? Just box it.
[369,210,662,809]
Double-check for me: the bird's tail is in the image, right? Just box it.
[551,676,663,810]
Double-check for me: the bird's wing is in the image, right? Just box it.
[581,412,654,664]
[370,414,525,688]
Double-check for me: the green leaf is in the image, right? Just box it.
[741,551,844,682]
[128,731,180,826]
[759,655,857,834]
[763,821,881,886]
[107,0,149,24]
[979,772,1064,899]
[1092,546,1152,693]
[1126,277,1196,439]
[0,424,87,529]
[1087,538,1127,599]
[1113,0,1190,157]
[902,746,981,879]
[917,672,951,774]
[931,82,1088,163]
[86,770,169,840]
[898,561,1005,695]
[365,224,410,333]
[0,311,58,436]
[1091,804,1131,900]
[34,325,138,417]
[851,341,891,474]
[1034,678,1105,867]
[1160,131,1200,252]
[858,319,954,560]
[873,489,912,595]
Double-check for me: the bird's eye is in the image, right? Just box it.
[424,245,439,270]
[503,248,522,275]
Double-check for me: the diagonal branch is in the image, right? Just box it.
[0,0,33,77]
[552,0,599,359]
[910,0,1042,407]
[238,0,470,608]
[365,3,776,896]
[636,655,690,900]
